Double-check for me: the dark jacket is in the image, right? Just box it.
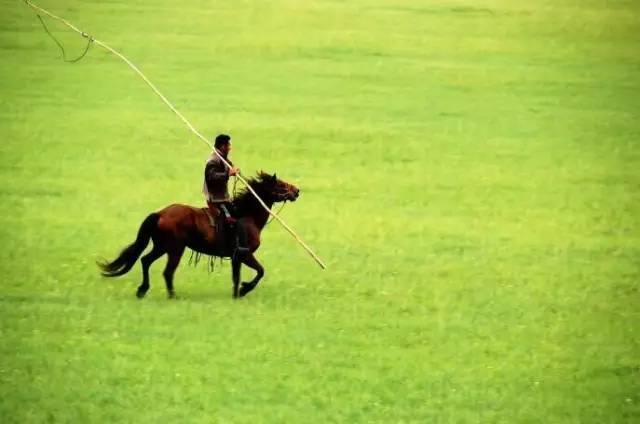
[203,151,233,202]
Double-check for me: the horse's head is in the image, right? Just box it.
[258,172,300,203]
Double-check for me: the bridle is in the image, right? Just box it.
[265,185,295,226]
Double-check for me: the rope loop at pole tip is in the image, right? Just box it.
[36,12,93,63]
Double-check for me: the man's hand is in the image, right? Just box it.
[228,167,240,176]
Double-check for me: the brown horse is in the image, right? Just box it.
[98,172,300,298]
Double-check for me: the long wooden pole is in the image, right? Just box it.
[24,0,326,269]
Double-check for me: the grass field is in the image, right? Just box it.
[1,0,639,422]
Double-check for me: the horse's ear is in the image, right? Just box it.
[272,173,277,181]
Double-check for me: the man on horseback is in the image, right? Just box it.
[203,134,249,256]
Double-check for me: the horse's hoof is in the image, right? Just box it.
[168,292,178,300]
[239,282,254,297]
[136,290,146,299]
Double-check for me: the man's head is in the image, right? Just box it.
[214,134,232,156]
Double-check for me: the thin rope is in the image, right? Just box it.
[24,0,326,269]
[232,175,239,198]
[265,202,286,227]
[37,14,93,63]
[188,250,227,273]
[188,250,201,267]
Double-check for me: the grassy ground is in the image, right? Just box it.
[1,0,639,422]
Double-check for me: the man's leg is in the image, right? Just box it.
[206,201,218,227]
[219,203,235,224]
[235,218,250,257]
[219,203,249,257]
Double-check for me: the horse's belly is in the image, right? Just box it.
[186,240,230,258]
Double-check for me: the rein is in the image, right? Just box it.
[233,179,287,227]
[265,202,286,227]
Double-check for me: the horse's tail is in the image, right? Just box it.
[98,213,160,277]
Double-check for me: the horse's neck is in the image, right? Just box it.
[251,200,273,230]
[240,196,273,230]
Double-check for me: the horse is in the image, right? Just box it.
[98,172,300,299]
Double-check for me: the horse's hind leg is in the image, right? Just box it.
[163,245,185,299]
[136,243,165,299]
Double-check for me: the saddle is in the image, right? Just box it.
[203,207,224,232]
[202,204,249,258]
[201,207,234,255]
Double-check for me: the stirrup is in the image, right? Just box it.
[233,246,250,259]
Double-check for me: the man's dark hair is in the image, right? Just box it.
[214,134,231,149]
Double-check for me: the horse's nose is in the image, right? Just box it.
[295,188,300,198]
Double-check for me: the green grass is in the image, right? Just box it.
[1,0,639,422]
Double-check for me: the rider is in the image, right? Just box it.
[203,134,249,256]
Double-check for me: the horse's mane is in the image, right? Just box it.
[232,172,275,216]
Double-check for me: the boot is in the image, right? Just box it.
[234,218,250,257]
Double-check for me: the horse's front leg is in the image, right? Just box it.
[231,256,241,298]
[239,253,264,297]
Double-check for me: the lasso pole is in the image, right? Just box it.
[23,0,326,270]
